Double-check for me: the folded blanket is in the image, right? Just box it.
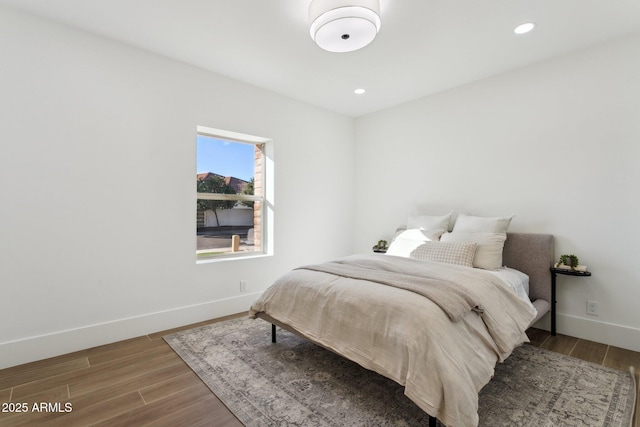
[298,260,479,322]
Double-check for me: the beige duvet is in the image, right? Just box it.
[249,254,536,427]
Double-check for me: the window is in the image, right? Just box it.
[196,126,271,260]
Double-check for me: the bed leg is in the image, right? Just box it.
[429,415,437,427]
[271,324,276,343]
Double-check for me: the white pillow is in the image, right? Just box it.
[452,213,513,234]
[391,228,445,242]
[407,212,453,231]
[386,229,444,257]
[440,232,507,270]
[409,241,477,268]
[386,238,424,257]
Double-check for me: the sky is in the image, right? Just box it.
[196,135,255,181]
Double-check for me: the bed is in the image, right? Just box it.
[250,231,554,427]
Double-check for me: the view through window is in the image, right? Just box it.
[196,129,265,259]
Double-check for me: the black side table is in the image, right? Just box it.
[550,267,592,336]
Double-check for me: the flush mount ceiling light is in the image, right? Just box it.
[309,0,381,53]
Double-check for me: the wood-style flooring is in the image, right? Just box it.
[1,314,638,426]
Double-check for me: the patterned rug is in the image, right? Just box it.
[164,317,636,427]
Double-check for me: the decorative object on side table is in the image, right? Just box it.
[550,255,591,336]
[372,239,388,253]
[554,254,588,271]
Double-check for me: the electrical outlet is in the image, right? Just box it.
[240,280,247,292]
[586,300,599,316]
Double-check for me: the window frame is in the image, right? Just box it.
[196,125,271,262]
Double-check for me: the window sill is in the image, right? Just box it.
[196,252,273,264]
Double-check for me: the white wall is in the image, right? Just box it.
[2,5,638,370]
[0,6,355,369]
[354,34,640,351]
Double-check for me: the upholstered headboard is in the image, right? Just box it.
[502,232,554,305]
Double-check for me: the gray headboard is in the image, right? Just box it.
[502,233,554,304]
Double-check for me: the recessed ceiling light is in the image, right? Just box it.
[354,88,366,95]
[514,22,536,35]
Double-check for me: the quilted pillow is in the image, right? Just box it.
[409,241,477,268]
[440,232,507,270]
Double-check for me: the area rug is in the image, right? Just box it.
[164,317,636,427]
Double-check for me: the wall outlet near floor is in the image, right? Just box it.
[586,300,599,316]
[240,280,247,292]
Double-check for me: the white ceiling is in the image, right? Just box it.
[2,0,640,117]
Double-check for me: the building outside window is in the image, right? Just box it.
[196,126,270,260]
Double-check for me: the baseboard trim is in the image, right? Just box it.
[533,312,640,352]
[0,293,262,370]
[5,303,638,370]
